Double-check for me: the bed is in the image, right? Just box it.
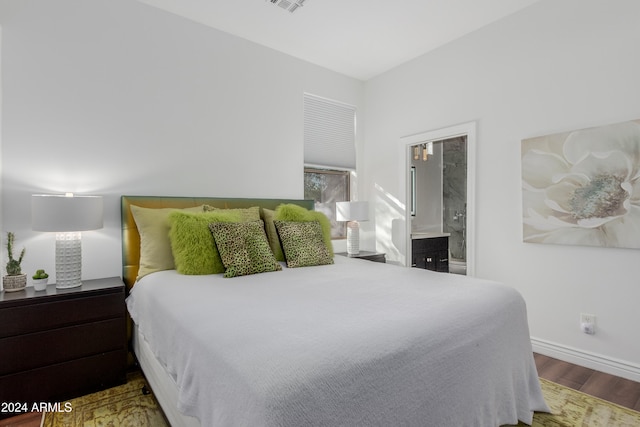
[122,196,549,426]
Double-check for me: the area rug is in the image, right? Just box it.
[42,371,168,427]
[42,374,640,426]
[509,378,640,427]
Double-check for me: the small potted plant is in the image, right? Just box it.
[3,232,26,292]
[32,269,49,291]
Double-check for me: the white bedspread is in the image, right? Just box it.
[126,257,548,426]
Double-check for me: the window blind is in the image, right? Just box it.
[304,93,356,170]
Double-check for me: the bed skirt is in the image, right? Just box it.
[133,324,200,427]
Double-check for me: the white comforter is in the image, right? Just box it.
[126,256,548,426]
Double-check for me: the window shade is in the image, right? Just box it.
[304,93,356,170]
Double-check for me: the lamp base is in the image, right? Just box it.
[346,221,360,255]
[55,232,83,289]
[56,282,82,289]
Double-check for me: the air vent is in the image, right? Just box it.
[267,0,306,13]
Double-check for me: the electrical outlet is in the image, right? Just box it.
[580,313,596,335]
[580,313,596,325]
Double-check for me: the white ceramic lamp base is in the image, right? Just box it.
[346,221,360,255]
[55,232,83,289]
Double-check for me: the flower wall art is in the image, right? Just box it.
[522,119,640,249]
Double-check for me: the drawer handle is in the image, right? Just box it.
[440,258,448,262]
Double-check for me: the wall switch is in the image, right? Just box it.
[580,313,596,335]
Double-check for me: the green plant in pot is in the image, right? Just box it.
[32,269,49,291]
[3,232,26,292]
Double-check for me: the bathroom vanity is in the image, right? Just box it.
[411,232,450,273]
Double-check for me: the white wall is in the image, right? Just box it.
[0,0,363,283]
[363,0,640,378]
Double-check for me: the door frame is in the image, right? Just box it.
[399,121,476,276]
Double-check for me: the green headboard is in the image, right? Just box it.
[120,196,314,289]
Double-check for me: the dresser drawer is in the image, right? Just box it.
[412,236,448,253]
[0,292,124,339]
[0,349,127,404]
[0,318,125,375]
[412,237,449,272]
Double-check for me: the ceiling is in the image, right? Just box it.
[137,0,541,81]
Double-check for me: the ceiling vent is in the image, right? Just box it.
[267,0,306,13]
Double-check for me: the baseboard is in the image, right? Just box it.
[531,337,640,383]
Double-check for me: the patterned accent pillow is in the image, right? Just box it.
[274,220,334,268]
[209,220,282,278]
[274,204,334,257]
[202,205,260,221]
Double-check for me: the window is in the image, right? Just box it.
[303,93,356,169]
[304,168,349,238]
[303,93,356,239]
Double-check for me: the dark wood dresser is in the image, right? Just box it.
[0,277,126,417]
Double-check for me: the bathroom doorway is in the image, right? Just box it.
[400,122,476,276]
[410,137,467,274]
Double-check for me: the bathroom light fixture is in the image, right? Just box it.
[336,201,369,255]
[412,143,434,162]
[32,193,103,289]
[422,142,433,161]
[267,0,306,13]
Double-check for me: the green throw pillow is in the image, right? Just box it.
[209,220,282,278]
[168,210,241,275]
[274,204,334,257]
[274,220,334,268]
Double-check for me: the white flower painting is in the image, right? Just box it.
[522,119,640,249]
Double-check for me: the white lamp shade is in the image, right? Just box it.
[336,201,369,222]
[32,194,104,232]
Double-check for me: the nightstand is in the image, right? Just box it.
[0,277,127,418]
[336,251,386,263]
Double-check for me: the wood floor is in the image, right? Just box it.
[0,412,42,427]
[1,353,639,426]
[534,353,640,411]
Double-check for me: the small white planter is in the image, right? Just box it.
[32,278,49,291]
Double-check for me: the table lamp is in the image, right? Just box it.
[336,201,369,255]
[32,193,103,289]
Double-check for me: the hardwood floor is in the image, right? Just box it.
[0,412,42,427]
[534,352,640,412]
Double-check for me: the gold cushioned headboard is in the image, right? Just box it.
[121,195,314,290]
